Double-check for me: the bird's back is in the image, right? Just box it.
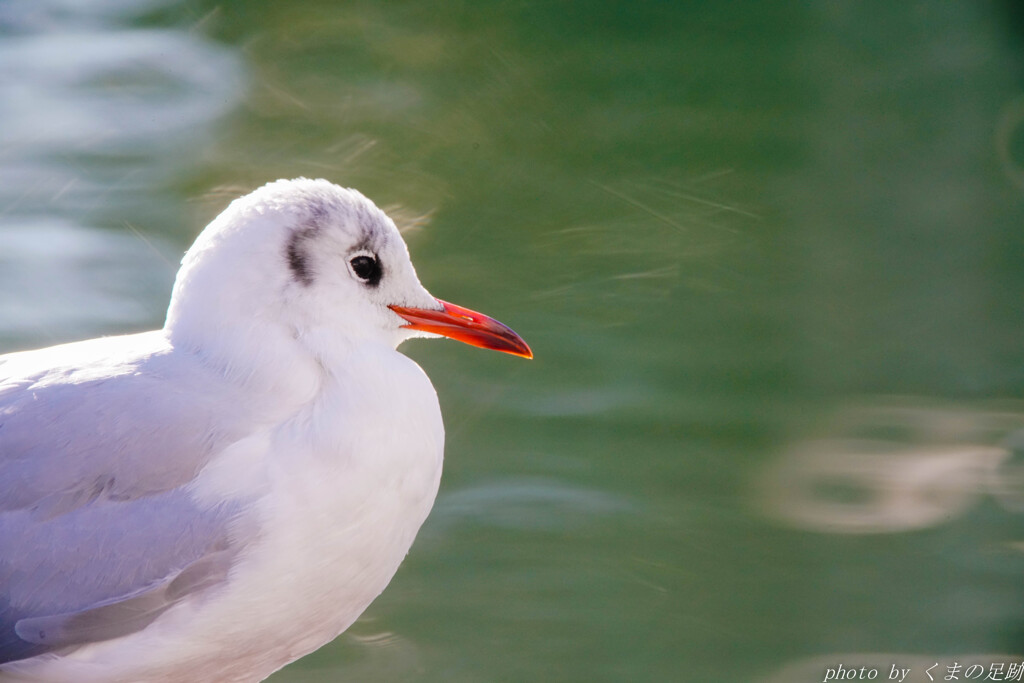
[0,332,257,666]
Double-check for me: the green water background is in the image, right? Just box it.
[1,2,1023,681]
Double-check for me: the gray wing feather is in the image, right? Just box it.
[0,332,260,664]
[0,332,253,512]
[14,548,234,649]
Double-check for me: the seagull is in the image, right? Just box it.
[0,178,532,682]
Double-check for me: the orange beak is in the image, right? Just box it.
[389,299,533,359]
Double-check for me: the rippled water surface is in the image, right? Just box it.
[2,2,1024,681]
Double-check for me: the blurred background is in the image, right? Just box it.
[2,1,1023,681]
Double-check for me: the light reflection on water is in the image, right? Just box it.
[0,0,244,346]
[1,1,1023,681]
[428,478,635,533]
[0,219,172,343]
[757,399,1024,534]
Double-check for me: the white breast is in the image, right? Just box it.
[4,347,445,683]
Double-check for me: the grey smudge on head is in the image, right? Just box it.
[285,198,337,286]
[285,223,320,287]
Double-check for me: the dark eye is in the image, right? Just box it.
[349,254,382,286]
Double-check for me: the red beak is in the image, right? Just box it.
[389,299,533,359]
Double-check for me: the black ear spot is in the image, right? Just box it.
[286,230,315,286]
[349,253,382,286]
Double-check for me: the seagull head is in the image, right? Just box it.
[164,178,530,372]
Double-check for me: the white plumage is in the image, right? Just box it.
[0,179,530,682]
